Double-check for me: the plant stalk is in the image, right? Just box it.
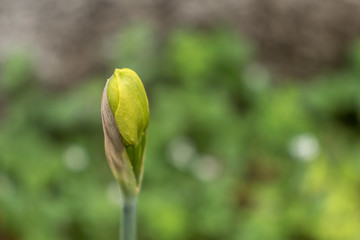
[121,197,137,240]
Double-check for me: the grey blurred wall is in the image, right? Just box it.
[1,0,360,85]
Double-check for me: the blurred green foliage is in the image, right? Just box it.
[1,24,360,240]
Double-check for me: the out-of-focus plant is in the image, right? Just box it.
[2,26,360,240]
[101,68,149,240]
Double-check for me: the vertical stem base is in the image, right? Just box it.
[121,197,137,240]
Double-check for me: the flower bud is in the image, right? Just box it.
[101,68,149,197]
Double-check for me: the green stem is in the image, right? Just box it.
[121,197,137,240]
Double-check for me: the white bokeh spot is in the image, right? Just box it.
[106,181,122,206]
[63,144,89,172]
[289,133,320,161]
[191,154,222,182]
[242,63,271,92]
[167,136,197,170]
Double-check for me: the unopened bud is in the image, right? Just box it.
[101,68,149,197]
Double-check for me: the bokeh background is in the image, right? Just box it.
[1,0,360,239]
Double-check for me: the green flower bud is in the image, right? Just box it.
[101,68,149,197]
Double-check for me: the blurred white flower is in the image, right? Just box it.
[167,136,197,170]
[289,133,319,161]
[191,154,222,182]
[63,144,89,172]
[242,63,270,92]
